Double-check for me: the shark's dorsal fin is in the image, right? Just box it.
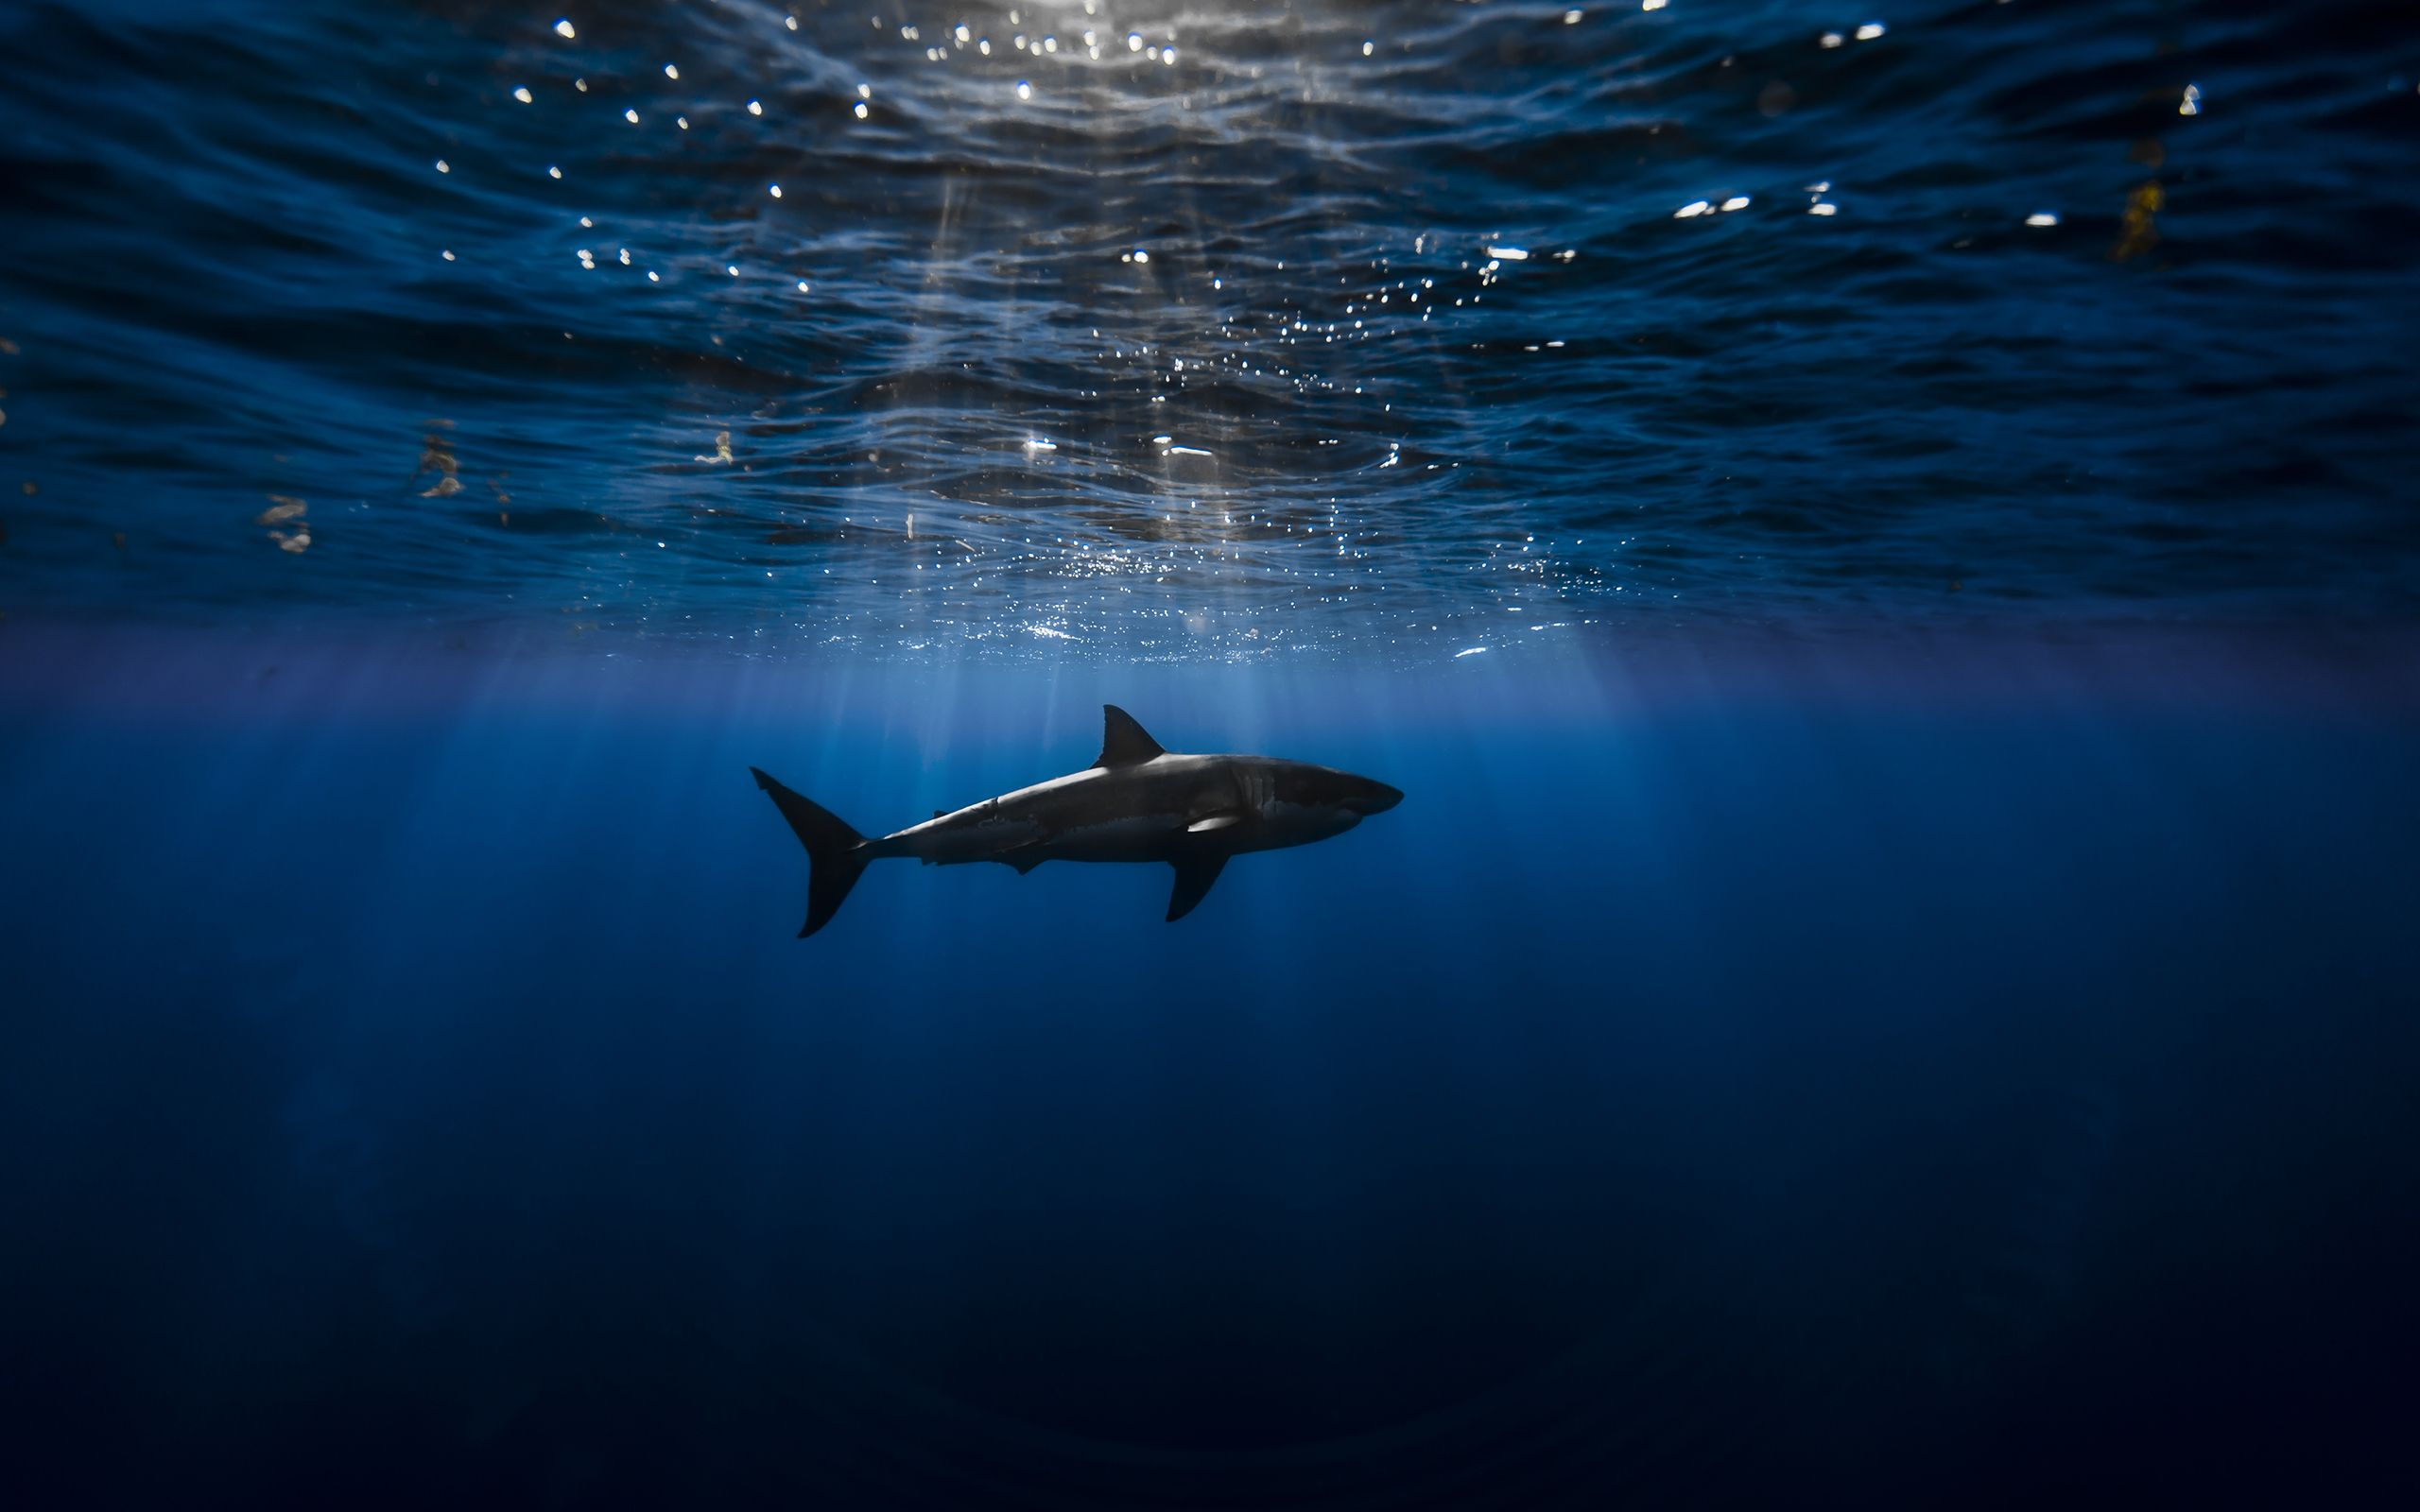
[1166,852,1227,921]
[1096,705,1166,768]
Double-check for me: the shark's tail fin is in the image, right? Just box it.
[751,767,872,937]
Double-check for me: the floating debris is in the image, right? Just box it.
[419,425,460,496]
[695,430,734,464]
[2111,181,2165,262]
[256,495,306,525]
[269,526,311,553]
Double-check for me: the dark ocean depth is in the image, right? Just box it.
[3,2,2418,1508]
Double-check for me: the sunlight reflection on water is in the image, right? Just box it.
[0,2,2411,657]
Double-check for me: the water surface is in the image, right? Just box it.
[3,1,2415,647]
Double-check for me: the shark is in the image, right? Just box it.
[751,705,1404,936]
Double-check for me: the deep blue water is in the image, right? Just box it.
[5,1,2420,1507]
[7,631,2418,1506]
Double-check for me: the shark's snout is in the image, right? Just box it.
[1356,781,1405,815]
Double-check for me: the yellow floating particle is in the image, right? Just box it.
[2110,180,2166,262]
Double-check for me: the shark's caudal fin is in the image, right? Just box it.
[751,767,871,937]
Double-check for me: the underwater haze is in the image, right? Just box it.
[4,1,2419,1507]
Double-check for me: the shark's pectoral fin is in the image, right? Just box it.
[996,847,1048,874]
[1186,814,1244,833]
[1166,852,1228,922]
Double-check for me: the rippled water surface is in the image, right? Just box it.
[3,0,2415,652]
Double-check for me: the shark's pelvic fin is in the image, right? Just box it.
[994,847,1048,874]
[1166,851,1228,921]
[752,767,872,937]
[1096,705,1166,768]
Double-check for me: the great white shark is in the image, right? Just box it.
[751,705,1403,936]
